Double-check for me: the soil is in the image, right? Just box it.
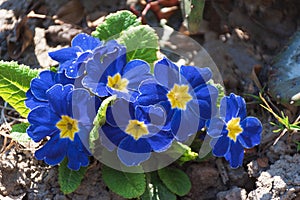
[1,0,300,199]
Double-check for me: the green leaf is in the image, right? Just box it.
[141,172,176,200]
[11,122,29,132]
[118,25,159,67]
[58,158,88,194]
[140,173,153,200]
[0,61,38,117]
[155,179,176,200]
[158,167,191,196]
[92,10,141,41]
[10,122,31,145]
[102,165,146,198]
[89,95,117,153]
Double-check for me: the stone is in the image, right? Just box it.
[217,187,247,200]
[247,154,300,200]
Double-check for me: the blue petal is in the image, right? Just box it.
[28,106,60,126]
[220,94,240,122]
[207,118,227,138]
[135,105,166,127]
[171,109,200,142]
[117,137,151,166]
[58,60,75,74]
[238,117,262,148]
[65,63,82,78]
[154,57,179,89]
[55,71,75,85]
[158,101,174,130]
[76,123,92,150]
[180,66,212,88]
[122,59,153,89]
[49,47,81,63]
[68,88,99,126]
[74,52,90,75]
[225,141,244,168]
[195,84,219,104]
[25,90,48,110]
[35,134,68,166]
[61,52,91,78]
[71,33,102,51]
[82,71,109,97]
[93,41,127,80]
[30,71,57,101]
[194,84,219,119]
[118,136,152,153]
[46,84,74,116]
[235,95,247,120]
[67,135,90,170]
[146,130,174,152]
[106,87,137,102]
[211,135,230,156]
[105,99,134,127]
[100,124,128,148]
[196,99,213,120]
[27,125,59,142]
[137,79,168,106]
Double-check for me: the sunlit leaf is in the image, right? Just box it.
[92,10,141,41]
[0,61,38,117]
[102,165,146,198]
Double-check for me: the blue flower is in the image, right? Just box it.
[137,57,218,142]
[25,70,74,110]
[99,99,174,166]
[82,40,153,102]
[49,33,102,78]
[27,84,100,170]
[207,93,262,168]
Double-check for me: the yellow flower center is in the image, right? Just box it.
[226,117,243,142]
[107,73,128,92]
[167,84,192,110]
[125,120,149,140]
[56,115,79,141]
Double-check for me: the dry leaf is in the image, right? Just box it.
[7,16,33,59]
[53,0,84,24]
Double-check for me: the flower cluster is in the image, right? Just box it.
[26,33,262,170]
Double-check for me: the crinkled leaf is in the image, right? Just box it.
[158,167,191,196]
[58,158,87,194]
[141,172,176,200]
[89,95,117,153]
[118,25,159,67]
[0,61,38,117]
[92,10,141,41]
[10,122,31,145]
[102,165,146,198]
